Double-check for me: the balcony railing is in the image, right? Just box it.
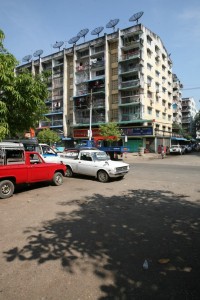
[90,61,105,69]
[45,108,63,114]
[119,79,140,89]
[119,51,140,61]
[76,65,90,72]
[120,113,140,121]
[119,65,140,75]
[120,95,140,105]
[75,116,105,125]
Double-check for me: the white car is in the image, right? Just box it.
[64,149,130,182]
[169,145,183,155]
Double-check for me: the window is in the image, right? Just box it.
[156,110,160,117]
[96,70,105,76]
[155,70,160,77]
[147,76,152,86]
[162,113,166,120]
[147,63,152,71]
[147,107,152,115]
[147,35,152,45]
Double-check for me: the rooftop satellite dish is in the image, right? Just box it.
[77,28,89,42]
[53,41,64,51]
[129,11,144,24]
[33,49,43,58]
[91,26,104,38]
[22,55,32,62]
[106,19,119,32]
[68,36,80,45]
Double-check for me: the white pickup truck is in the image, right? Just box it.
[44,149,130,183]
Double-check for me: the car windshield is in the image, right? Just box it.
[92,151,109,161]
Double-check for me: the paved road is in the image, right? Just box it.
[0,153,200,300]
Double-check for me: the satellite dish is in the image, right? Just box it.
[22,55,32,62]
[33,49,43,58]
[106,19,119,32]
[77,28,89,42]
[68,36,80,45]
[53,41,64,51]
[129,11,144,24]
[91,26,104,37]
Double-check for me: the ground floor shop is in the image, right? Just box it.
[67,126,171,153]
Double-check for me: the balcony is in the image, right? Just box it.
[90,60,105,69]
[119,50,140,62]
[45,108,63,115]
[76,64,90,72]
[122,39,141,49]
[120,113,140,122]
[119,79,140,90]
[119,65,140,75]
[75,116,105,125]
[119,95,140,105]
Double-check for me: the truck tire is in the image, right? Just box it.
[65,166,73,177]
[52,172,63,186]
[0,180,15,199]
[97,170,109,183]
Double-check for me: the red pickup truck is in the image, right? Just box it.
[0,146,66,199]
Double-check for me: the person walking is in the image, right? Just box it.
[161,145,165,159]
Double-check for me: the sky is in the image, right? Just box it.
[1,0,200,109]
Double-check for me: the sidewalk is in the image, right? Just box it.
[121,152,161,163]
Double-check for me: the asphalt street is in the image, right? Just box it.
[0,152,200,300]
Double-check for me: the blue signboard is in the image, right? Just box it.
[122,127,153,136]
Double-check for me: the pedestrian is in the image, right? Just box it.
[161,145,165,159]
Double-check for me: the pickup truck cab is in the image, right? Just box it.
[63,149,130,183]
[0,142,66,199]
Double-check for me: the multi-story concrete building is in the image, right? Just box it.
[172,74,182,125]
[181,97,198,136]
[17,24,173,152]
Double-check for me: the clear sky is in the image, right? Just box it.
[1,0,200,109]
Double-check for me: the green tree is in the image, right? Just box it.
[99,122,121,141]
[0,29,48,140]
[194,111,200,131]
[37,129,61,145]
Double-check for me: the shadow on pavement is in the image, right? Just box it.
[4,189,200,299]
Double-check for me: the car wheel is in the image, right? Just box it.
[52,172,63,186]
[0,180,15,199]
[97,170,109,183]
[65,166,73,177]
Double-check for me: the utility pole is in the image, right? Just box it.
[89,88,93,141]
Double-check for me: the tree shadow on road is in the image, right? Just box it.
[4,189,200,299]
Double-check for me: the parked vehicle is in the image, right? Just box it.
[184,145,192,153]
[0,142,66,199]
[71,136,130,160]
[169,145,183,155]
[64,149,130,183]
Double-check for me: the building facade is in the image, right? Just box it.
[17,24,173,152]
[181,97,198,136]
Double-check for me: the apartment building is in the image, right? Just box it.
[17,24,173,152]
[181,97,198,136]
[172,74,183,125]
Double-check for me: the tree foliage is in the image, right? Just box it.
[37,129,61,145]
[194,111,200,131]
[99,122,121,141]
[0,29,48,141]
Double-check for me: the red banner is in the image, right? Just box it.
[73,128,100,138]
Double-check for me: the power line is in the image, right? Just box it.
[182,87,200,91]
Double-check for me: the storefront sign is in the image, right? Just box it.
[73,127,153,138]
[122,127,153,136]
